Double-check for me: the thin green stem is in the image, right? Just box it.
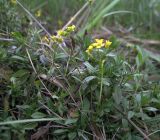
[99,59,105,104]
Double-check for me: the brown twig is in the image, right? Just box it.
[124,36,160,46]
[38,101,64,120]
[61,1,90,30]
[114,105,151,140]
[26,48,53,97]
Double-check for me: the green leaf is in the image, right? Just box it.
[122,118,128,128]
[54,129,68,134]
[83,61,96,73]
[144,107,158,112]
[82,76,96,84]
[13,70,29,78]
[101,78,110,86]
[11,55,27,61]
[65,118,77,125]
[113,87,122,105]
[135,94,141,105]
[11,32,25,44]
[128,111,135,119]
[141,94,150,106]
[144,49,160,62]
[82,98,90,110]
[55,53,68,59]
[82,76,97,89]
[68,132,77,140]
[79,0,120,35]
[23,123,38,130]
[135,45,148,68]
[103,10,133,18]
[31,112,46,119]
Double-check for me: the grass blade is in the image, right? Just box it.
[0,118,63,125]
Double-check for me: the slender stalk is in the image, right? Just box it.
[62,1,93,30]
[99,59,105,104]
[0,38,14,42]
[0,118,63,125]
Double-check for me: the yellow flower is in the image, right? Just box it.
[11,0,17,4]
[42,36,50,43]
[51,35,63,43]
[86,39,112,55]
[94,43,102,48]
[105,40,112,48]
[57,30,68,36]
[94,39,104,48]
[66,25,76,32]
[50,35,57,41]
[95,39,104,44]
[35,9,42,17]
[86,45,94,55]
[88,45,94,51]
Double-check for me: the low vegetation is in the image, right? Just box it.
[0,0,160,139]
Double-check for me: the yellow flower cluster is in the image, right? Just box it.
[66,25,76,32]
[42,35,63,44]
[51,35,63,43]
[42,25,76,44]
[57,25,76,37]
[57,30,67,36]
[86,39,112,54]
